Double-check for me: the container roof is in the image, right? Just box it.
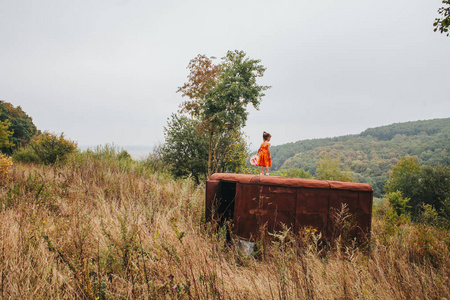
[209,173,373,192]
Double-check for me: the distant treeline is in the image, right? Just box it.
[270,118,450,197]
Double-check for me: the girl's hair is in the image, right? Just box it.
[263,131,271,141]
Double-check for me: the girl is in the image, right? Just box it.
[257,131,272,175]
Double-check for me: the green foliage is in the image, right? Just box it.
[375,200,411,237]
[0,101,38,154]
[316,153,354,181]
[12,146,40,163]
[203,50,269,130]
[434,0,450,36]
[162,114,209,183]
[143,144,170,175]
[385,158,450,225]
[270,118,449,197]
[439,197,450,228]
[385,191,410,216]
[418,204,440,227]
[27,132,77,165]
[162,114,250,182]
[418,164,450,214]
[219,131,251,174]
[275,168,314,179]
[384,157,421,199]
[360,119,448,140]
[177,50,269,176]
[0,119,14,149]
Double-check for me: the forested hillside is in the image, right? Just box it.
[271,118,450,196]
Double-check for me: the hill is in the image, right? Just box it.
[270,118,450,196]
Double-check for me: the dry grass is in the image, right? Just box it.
[0,152,449,299]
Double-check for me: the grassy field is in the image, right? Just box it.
[0,151,449,299]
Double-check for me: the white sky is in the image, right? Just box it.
[1,0,449,151]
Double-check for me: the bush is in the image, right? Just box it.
[28,132,77,164]
[12,146,40,163]
[385,158,450,222]
[0,154,13,180]
[418,203,440,227]
[385,190,410,216]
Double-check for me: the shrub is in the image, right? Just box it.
[12,146,40,163]
[385,190,410,216]
[0,154,13,180]
[29,132,77,164]
[418,203,440,227]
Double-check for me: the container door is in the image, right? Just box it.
[205,180,221,222]
[233,183,260,240]
[258,185,297,234]
[296,188,329,236]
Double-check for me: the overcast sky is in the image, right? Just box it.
[1,0,449,152]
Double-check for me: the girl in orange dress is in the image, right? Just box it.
[257,131,272,175]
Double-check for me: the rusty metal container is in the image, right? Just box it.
[206,173,373,243]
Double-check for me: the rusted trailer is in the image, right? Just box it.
[206,173,373,243]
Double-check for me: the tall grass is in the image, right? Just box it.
[0,150,448,299]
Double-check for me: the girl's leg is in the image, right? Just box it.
[266,167,269,175]
[260,166,264,175]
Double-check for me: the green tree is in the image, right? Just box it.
[162,114,209,183]
[316,153,354,181]
[0,119,14,149]
[0,101,38,154]
[385,157,449,221]
[162,114,250,182]
[277,168,314,179]
[384,157,421,205]
[177,50,270,176]
[385,190,411,216]
[419,164,450,214]
[434,0,450,36]
[211,129,251,175]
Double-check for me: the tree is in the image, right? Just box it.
[277,168,314,179]
[162,114,250,182]
[210,128,250,175]
[434,0,450,36]
[177,54,220,118]
[385,157,449,221]
[0,101,38,154]
[384,156,421,204]
[419,164,450,213]
[177,50,270,176]
[162,114,209,183]
[0,119,14,149]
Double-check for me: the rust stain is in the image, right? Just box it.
[269,187,294,194]
[249,209,269,216]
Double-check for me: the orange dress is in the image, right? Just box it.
[257,142,271,167]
